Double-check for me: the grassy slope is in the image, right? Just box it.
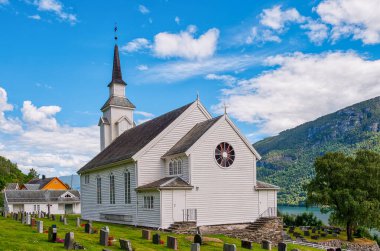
[254,96,380,205]
[0,215,321,251]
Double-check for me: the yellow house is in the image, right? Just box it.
[21,176,69,190]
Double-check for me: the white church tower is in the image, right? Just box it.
[98,41,135,151]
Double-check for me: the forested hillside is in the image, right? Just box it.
[254,96,380,205]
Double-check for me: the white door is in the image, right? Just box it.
[172,190,186,222]
[259,190,268,216]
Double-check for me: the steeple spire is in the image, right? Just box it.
[109,24,126,86]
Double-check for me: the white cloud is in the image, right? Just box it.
[28,14,41,20]
[316,0,380,44]
[139,54,261,83]
[33,0,77,24]
[301,19,329,45]
[175,16,180,25]
[135,110,154,124]
[213,51,380,138]
[260,5,305,31]
[205,74,237,86]
[120,38,151,53]
[0,87,99,175]
[138,4,150,14]
[137,65,149,71]
[0,87,22,133]
[153,25,220,60]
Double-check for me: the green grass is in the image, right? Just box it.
[0,215,321,251]
[285,226,347,243]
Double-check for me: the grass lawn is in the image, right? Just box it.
[0,215,322,251]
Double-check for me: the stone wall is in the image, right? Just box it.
[320,239,380,251]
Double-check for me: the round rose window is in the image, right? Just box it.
[215,142,235,167]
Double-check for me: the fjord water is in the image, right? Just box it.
[278,205,330,224]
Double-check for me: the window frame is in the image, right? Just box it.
[96,176,102,204]
[84,174,90,184]
[143,196,154,210]
[168,158,183,176]
[109,173,115,205]
[124,171,131,204]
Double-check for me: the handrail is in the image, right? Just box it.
[182,208,197,222]
[260,207,277,217]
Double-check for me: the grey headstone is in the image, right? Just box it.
[100,228,109,246]
[76,218,81,227]
[37,220,44,233]
[191,243,200,251]
[261,240,272,250]
[51,214,56,221]
[194,234,202,245]
[152,233,160,244]
[26,214,31,225]
[278,242,287,251]
[142,229,151,240]
[119,238,133,251]
[64,232,75,250]
[304,231,310,236]
[63,218,68,225]
[60,215,64,222]
[223,243,237,251]
[85,223,92,234]
[241,239,253,249]
[167,236,178,250]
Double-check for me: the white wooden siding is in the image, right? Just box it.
[186,117,260,226]
[138,105,208,186]
[136,191,161,228]
[80,162,137,223]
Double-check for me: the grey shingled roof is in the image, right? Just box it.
[163,116,222,157]
[101,96,136,111]
[23,184,40,190]
[5,183,18,190]
[136,176,193,191]
[78,102,194,174]
[5,190,80,203]
[27,177,55,189]
[255,181,280,190]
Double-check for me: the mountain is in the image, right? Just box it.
[254,96,380,205]
[59,175,81,190]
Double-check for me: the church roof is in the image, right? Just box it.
[78,102,194,173]
[163,115,223,157]
[27,177,55,189]
[5,190,80,203]
[255,180,280,190]
[100,96,136,111]
[136,176,193,191]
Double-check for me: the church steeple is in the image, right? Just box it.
[109,44,126,86]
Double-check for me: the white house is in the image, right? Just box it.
[4,190,81,215]
[78,43,279,229]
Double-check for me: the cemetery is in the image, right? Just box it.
[0,213,323,251]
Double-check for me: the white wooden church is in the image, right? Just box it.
[78,42,279,229]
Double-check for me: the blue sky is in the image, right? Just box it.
[1,0,380,176]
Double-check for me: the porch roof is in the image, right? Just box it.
[136,176,193,191]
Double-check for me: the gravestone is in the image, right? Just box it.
[335,248,342,251]
[321,233,327,237]
[332,233,338,237]
[241,239,253,249]
[37,220,44,233]
[312,228,316,234]
[278,242,287,251]
[311,235,320,240]
[100,227,109,246]
[31,218,36,227]
[48,225,57,242]
[194,234,203,245]
[304,231,310,236]
[38,211,42,218]
[291,249,300,251]
[167,236,178,250]
[60,215,64,222]
[51,214,56,221]
[142,229,151,240]
[119,238,133,251]
[63,218,68,225]
[26,214,31,225]
[85,223,92,234]
[261,240,272,250]
[64,232,75,250]
[326,249,334,251]
[152,233,160,244]
[76,218,81,227]
[191,243,200,251]
[223,243,237,251]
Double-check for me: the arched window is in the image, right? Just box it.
[109,173,115,204]
[96,176,102,204]
[124,171,131,204]
[169,159,183,176]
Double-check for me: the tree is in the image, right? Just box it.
[26,168,39,182]
[305,150,380,241]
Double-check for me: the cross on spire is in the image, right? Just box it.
[108,24,126,87]
[114,23,118,42]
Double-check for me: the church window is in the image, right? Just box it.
[124,172,131,204]
[110,173,115,204]
[84,175,90,184]
[215,142,235,168]
[143,196,154,209]
[168,159,183,176]
[96,177,102,204]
